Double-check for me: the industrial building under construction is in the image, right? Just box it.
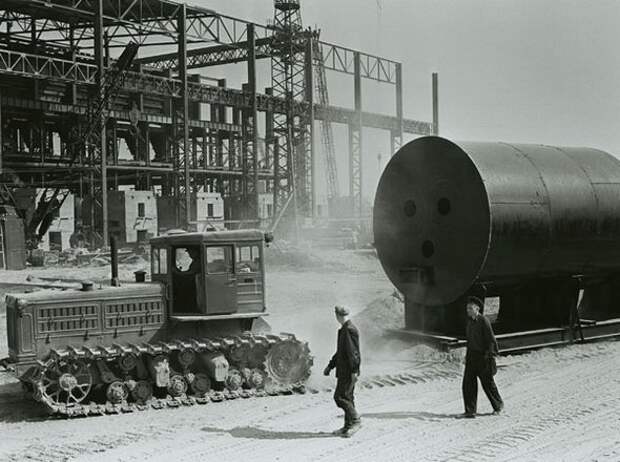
[0,0,436,268]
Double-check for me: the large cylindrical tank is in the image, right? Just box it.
[374,136,620,306]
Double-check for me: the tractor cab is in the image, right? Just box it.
[150,230,270,320]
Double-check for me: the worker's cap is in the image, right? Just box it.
[465,296,484,309]
[334,305,350,316]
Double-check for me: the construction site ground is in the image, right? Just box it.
[1,248,619,461]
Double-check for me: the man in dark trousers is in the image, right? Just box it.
[323,305,361,437]
[462,296,504,418]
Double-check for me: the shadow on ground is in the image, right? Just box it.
[202,425,338,440]
[363,411,496,421]
[0,381,49,423]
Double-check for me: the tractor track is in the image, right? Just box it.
[3,332,312,418]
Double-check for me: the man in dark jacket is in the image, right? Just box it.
[324,305,361,437]
[461,296,504,418]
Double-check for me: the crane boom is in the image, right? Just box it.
[25,42,139,248]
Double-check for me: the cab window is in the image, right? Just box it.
[206,246,233,274]
[236,245,261,273]
[175,247,201,273]
[151,248,168,274]
[172,246,202,314]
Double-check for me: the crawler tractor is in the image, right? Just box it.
[4,229,312,416]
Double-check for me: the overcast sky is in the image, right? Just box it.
[189,0,620,202]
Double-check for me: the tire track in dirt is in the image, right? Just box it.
[0,357,461,461]
[60,365,463,462]
[73,393,334,462]
[2,392,331,462]
[2,341,619,462]
[309,341,620,462]
[408,344,620,462]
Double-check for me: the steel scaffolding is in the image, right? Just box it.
[0,0,434,241]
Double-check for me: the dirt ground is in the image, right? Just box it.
[1,251,619,461]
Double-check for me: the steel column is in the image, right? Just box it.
[265,87,274,178]
[391,62,404,155]
[95,0,108,246]
[243,23,259,224]
[0,90,2,173]
[349,51,363,217]
[432,72,439,135]
[304,37,316,218]
[176,4,190,228]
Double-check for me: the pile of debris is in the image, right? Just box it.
[352,292,465,364]
[352,292,405,340]
[28,247,149,268]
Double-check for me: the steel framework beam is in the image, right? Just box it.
[136,37,400,84]
[94,0,108,245]
[391,62,404,155]
[242,23,259,222]
[174,3,190,228]
[1,0,274,48]
[348,52,362,218]
[0,47,433,134]
[136,37,274,69]
[432,72,439,135]
[0,0,436,236]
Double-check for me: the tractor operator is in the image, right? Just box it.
[186,247,201,274]
[174,246,202,312]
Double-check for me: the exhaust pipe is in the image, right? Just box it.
[110,234,119,287]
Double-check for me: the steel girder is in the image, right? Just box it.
[270,1,313,228]
[0,0,272,48]
[136,37,400,84]
[0,47,432,133]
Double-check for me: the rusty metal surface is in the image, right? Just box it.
[374,136,620,305]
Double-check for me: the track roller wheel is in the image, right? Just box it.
[177,349,196,369]
[190,373,211,396]
[225,368,243,391]
[130,380,153,404]
[118,354,138,373]
[106,381,128,404]
[39,359,93,410]
[247,344,268,368]
[245,368,266,389]
[167,374,188,397]
[264,340,312,386]
[229,343,250,365]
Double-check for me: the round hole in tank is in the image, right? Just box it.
[437,197,451,215]
[403,200,417,217]
[422,240,435,258]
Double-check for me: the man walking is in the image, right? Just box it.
[462,296,504,418]
[324,305,361,437]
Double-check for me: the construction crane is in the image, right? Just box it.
[270,0,339,227]
[313,40,339,200]
[24,42,139,249]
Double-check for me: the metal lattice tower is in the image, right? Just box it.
[0,0,433,244]
[271,0,314,230]
[242,23,260,224]
[174,4,191,229]
[314,42,339,200]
